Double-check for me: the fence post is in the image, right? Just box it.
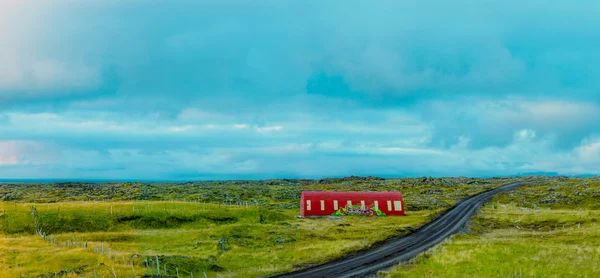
[156,255,161,276]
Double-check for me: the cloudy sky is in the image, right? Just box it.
[1,1,599,180]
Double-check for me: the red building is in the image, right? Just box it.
[300,191,405,217]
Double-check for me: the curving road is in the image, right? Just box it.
[270,182,529,278]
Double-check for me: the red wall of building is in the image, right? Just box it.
[300,191,405,216]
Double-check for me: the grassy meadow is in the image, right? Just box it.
[0,177,519,277]
[387,177,600,278]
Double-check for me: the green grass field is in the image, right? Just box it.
[387,177,600,278]
[0,201,439,277]
[0,177,514,277]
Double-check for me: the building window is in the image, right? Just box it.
[334,200,339,210]
[320,200,325,211]
[347,200,352,207]
[394,201,402,211]
[360,200,365,208]
[387,200,392,211]
[374,201,379,209]
[306,200,311,211]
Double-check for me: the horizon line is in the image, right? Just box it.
[0,173,596,183]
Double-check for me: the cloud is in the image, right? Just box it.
[0,140,55,166]
[320,39,525,98]
[30,60,100,89]
[575,138,600,163]
[0,1,600,179]
[0,1,119,106]
[256,126,282,133]
[422,98,600,150]
[0,155,18,166]
[0,58,101,91]
[515,129,536,142]
[168,125,196,133]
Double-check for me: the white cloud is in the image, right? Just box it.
[0,2,101,96]
[520,101,600,125]
[429,98,600,127]
[256,125,282,133]
[168,125,196,133]
[5,112,257,136]
[0,140,54,166]
[0,59,101,93]
[575,139,600,162]
[423,97,600,150]
[515,129,536,142]
[450,136,471,150]
[368,147,443,156]
[0,155,18,165]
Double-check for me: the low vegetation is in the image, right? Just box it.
[387,177,600,278]
[0,176,520,277]
[0,176,516,210]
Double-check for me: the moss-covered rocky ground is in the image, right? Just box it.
[387,177,600,278]
[0,176,519,277]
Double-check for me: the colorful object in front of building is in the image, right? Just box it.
[331,204,386,216]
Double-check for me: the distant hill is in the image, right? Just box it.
[512,172,597,178]
[513,172,560,177]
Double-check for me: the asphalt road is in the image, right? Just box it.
[270,182,529,278]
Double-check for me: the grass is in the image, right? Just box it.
[0,200,437,277]
[0,177,523,277]
[387,177,600,278]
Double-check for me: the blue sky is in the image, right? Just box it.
[1,1,599,179]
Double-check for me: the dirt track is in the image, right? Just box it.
[270,182,528,278]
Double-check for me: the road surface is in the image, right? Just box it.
[270,182,528,278]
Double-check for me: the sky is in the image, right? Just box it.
[1,1,600,180]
